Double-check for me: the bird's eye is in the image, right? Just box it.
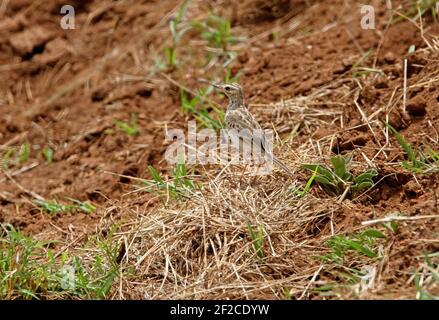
[225,86,230,91]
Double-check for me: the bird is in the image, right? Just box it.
[212,82,294,177]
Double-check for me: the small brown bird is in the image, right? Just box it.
[213,82,294,177]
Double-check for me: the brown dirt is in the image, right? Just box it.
[0,0,438,299]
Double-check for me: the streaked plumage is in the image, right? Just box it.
[213,82,294,177]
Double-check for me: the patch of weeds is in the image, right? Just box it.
[72,225,121,299]
[394,0,438,24]
[246,222,265,260]
[180,87,224,129]
[0,223,120,299]
[386,123,439,174]
[42,147,54,165]
[192,13,237,51]
[1,143,32,170]
[320,229,386,264]
[414,253,439,300]
[0,224,62,299]
[35,198,96,214]
[116,113,139,136]
[314,229,386,297]
[163,0,192,69]
[302,154,378,197]
[140,163,197,200]
[191,13,242,66]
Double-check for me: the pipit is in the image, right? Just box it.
[213,82,294,177]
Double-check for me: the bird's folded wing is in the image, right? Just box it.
[227,109,271,156]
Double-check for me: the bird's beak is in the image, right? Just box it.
[212,83,222,90]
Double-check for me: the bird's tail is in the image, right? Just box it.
[272,155,294,177]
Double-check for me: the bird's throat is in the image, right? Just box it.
[228,99,244,111]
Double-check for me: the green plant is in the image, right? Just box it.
[192,13,237,51]
[180,88,224,129]
[283,287,292,300]
[35,198,96,214]
[18,143,31,164]
[116,114,139,136]
[302,155,378,196]
[414,254,439,300]
[320,229,386,264]
[1,143,34,169]
[0,224,61,299]
[246,222,265,260]
[42,147,54,165]
[66,198,96,214]
[72,226,120,299]
[191,13,241,66]
[386,123,439,174]
[292,168,317,198]
[140,164,197,200]
[163,0,192,68]
[271,31,280,42]
[394,0,438,24]
[0,223,120,299]
[1,148,15,170]
[351,49,377,78]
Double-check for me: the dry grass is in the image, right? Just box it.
[111,168,338,299]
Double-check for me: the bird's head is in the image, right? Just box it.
[212,82,244,103]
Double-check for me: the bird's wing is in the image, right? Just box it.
[226,108,269,155]
[226,108,261,131]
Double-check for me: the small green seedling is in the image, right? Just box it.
[191,13,242,66]
[283,287,292,300]
[1,148,15,170]
[246,222,265,260]
[180,88,224,129]
[35,199,74,214]
[302,154,378,196]
[42,148,54,165]
[386,123,439,174]
[320,229,386,264]
[192,13,237,51]
[293,168,317,198]
[66,198,96,214]
[116,114,139,136]
[271,31,280,42]
[18,143,30,164]
[351,49,376,78]
[140,164,197,200]
[35,198,96,214]
[163,0,192,68]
